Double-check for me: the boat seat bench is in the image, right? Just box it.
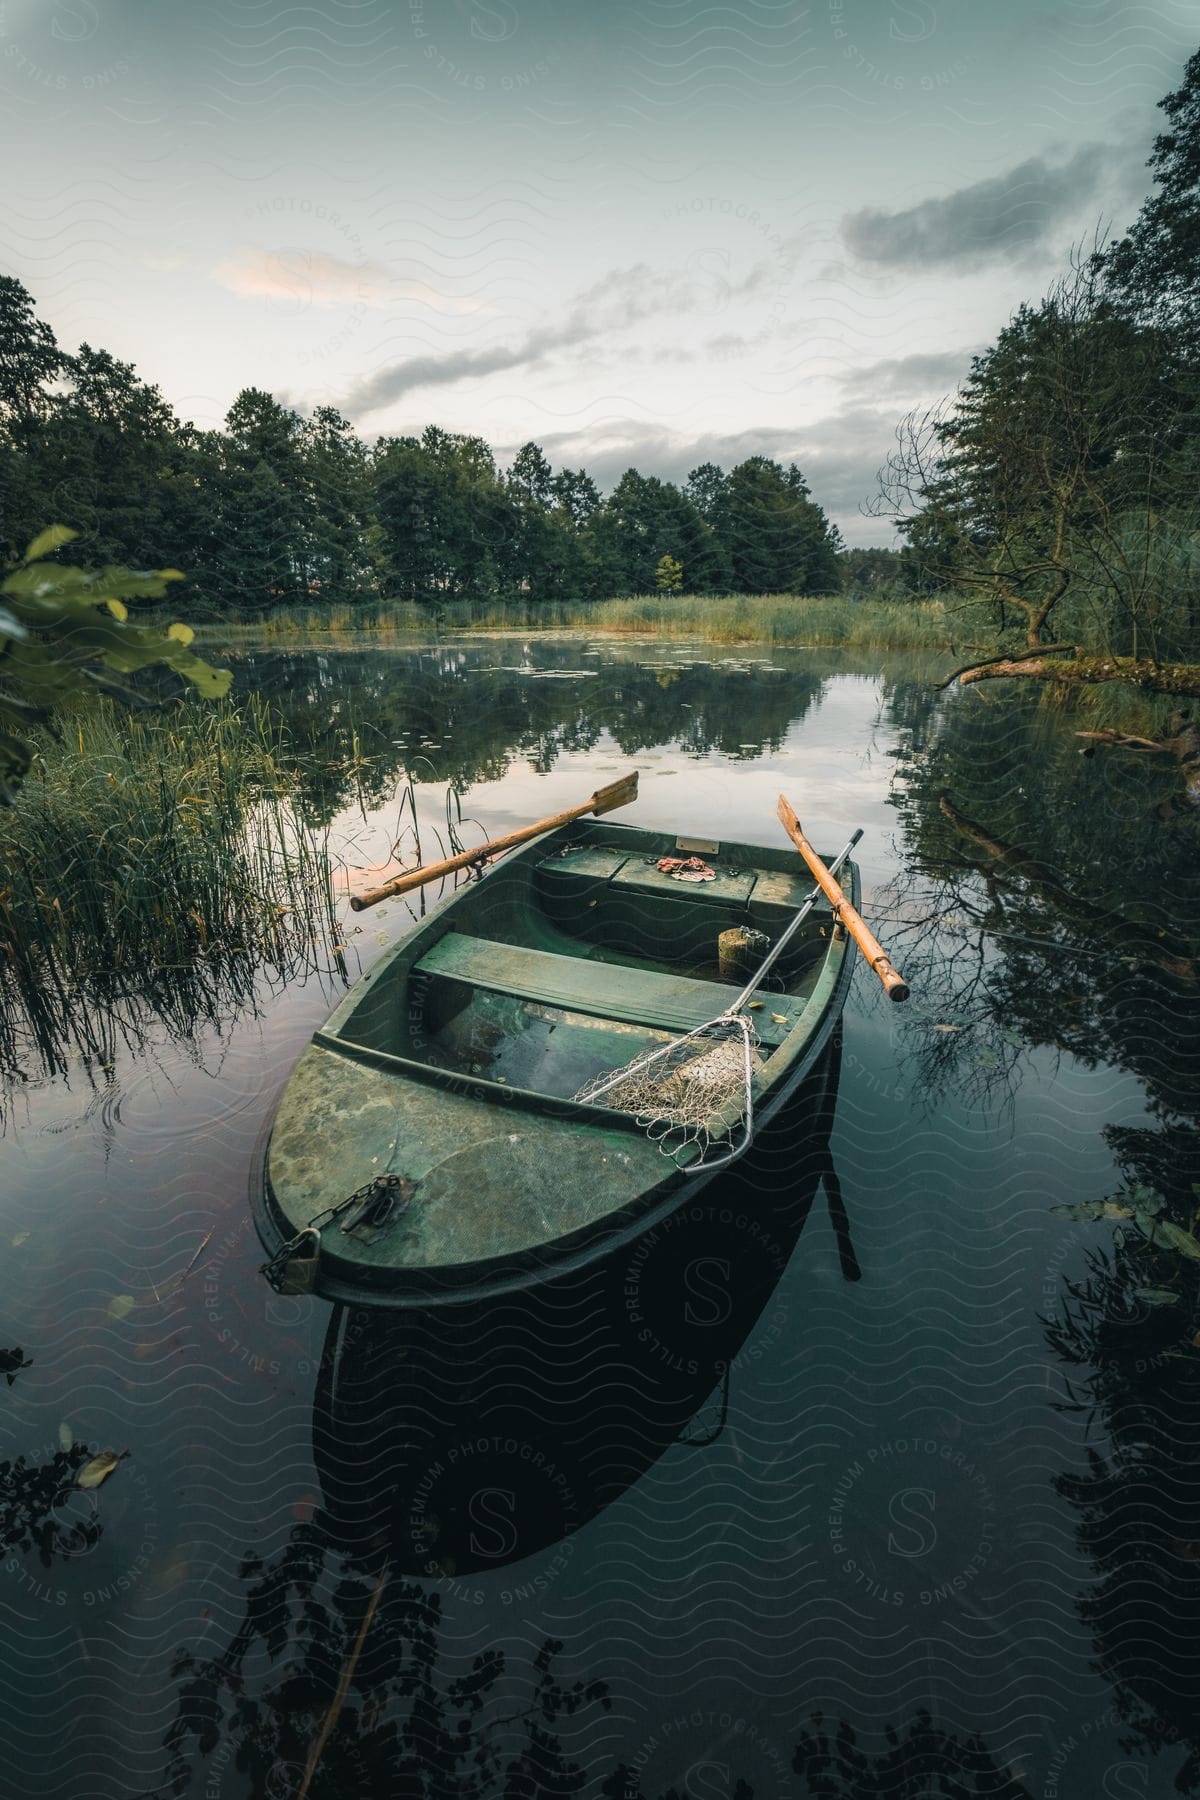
[415,931,805,1048]
[535,844,819,925]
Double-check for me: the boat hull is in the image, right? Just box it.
[251,819,859,1307]
[312,1035,847,1573]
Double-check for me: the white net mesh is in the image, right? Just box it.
[573,1016,762,1161]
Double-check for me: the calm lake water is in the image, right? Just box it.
[3,636,1199,1798]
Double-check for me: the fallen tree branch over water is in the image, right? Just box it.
[934,643,1075,691]
[954,655,1200,697]
[1076,718,1200,808]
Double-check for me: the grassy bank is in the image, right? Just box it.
[0,698,336,1080]
[194,591,964,651]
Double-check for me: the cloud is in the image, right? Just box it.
[342,255,790,416]
[838,347,979,397]
[345,319,584,414]
[842,146,1112,270]
[213,249,478,315]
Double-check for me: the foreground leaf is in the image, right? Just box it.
[24,526,77,563]
[76,1449,126,1490]
[1,530,231,801]
[1053,1201,1133,1222]
[1157,1219,1200,1259]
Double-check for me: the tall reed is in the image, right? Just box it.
[193,592,965,651]
[0,698,337,1086]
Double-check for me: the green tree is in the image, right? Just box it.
[24,344,190,571]
[213,387,309,605]
[721,456,841,594]
[0,278,65,448]
[838,544,904,596]
[300,406,373,600]
[876,259,1200,689]
[593,470,712,596]
[370,428,513,603]
[655,552,683,593]
[507,439,553,505]
[685,461,730,524]
[550,467,600,528]
[504,440,558,599]
[1101,47,1200,349]
[0,280,69,566]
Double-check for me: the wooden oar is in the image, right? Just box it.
[348,771,639,911]
[777,794,909,1002]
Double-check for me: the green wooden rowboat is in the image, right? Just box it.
[252,816,859,1307]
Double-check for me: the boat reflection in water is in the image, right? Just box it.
[312,1033,853,1580]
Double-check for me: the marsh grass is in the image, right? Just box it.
[0,697,337,1085]
[194,591,965,651]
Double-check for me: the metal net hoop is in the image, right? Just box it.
[573,1012,759,1162]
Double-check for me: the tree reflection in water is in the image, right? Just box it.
[883,677,1200,1791]
[149,1037,1035,1800]
[10,656,1200,1794]
[880,679,1200,1119]
[227,644,831,826]
[159,1544,611,1799]
[1044,1121,1200,1792]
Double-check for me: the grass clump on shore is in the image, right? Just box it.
[0,696,336,1082]
[512,591,958,647]
[195,591,962,651]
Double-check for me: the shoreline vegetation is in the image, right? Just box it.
[0,696,336,1084]
[193,592,965,652]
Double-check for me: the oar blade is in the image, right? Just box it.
[591,770,639,815]
[777,792,801,835]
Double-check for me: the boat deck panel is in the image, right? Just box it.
[609,861,757,905]
[267,1044,663,1272]
[747,868,822,911]
[536,846,631,881]
[415,931,805,1045]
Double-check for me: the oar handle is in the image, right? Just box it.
[349,804,589,910]
[777,796,909,1003]
[348,771,638,911]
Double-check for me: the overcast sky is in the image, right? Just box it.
[2,0,1195,543]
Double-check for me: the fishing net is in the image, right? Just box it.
[573,1013,764,1164]
[572,826,863,1171]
